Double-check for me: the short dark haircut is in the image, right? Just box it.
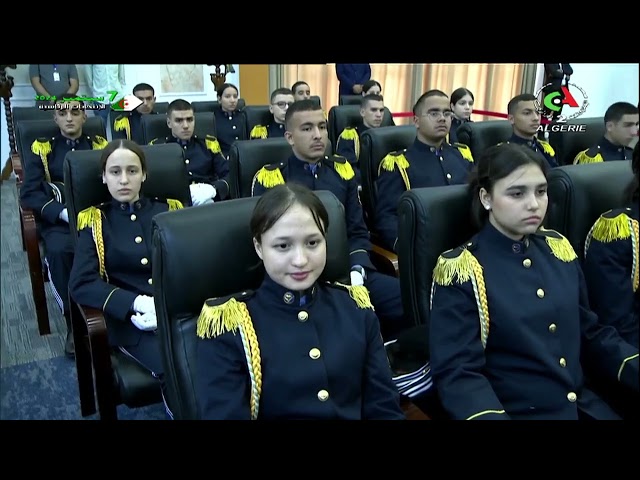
[167,99,193,117]
[413,89,448,115]
[284,99,323,130]
[361,93,384,108]
[468,142,549,228]
[133,83,155,96]
[291,81,310,94]
[250,183,329,243]
[604,102,639,125]
[270,87,294,103]
[508,93,537,115]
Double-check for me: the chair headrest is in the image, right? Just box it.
[359,125,416,223]
[63,143,192,241]
[228,138,332,199]
[16,117,106,163]
[397,185,476,330]
[153,102,169,114]
[309,96,322,108]
[243,105,273,132]
[12,106,54,126]
[151,190,350,317]
[546,160,634,260]
[456,120,512,159]
[547,117,604,165]
[339,95,362,106]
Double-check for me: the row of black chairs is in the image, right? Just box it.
[59,142,632,419]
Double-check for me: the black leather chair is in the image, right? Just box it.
[340,95,363,106]
[455,120,513,160]
[191,99,246,112]
[547,117,605,165]
[143,112,217,145]
[63,143,192,419]
[327,105,396,156]
[151,191,351,419]
[309,95,322,108]
[396,185,476,419]
[16,117,107,336]
[546,160,634,261]
[153,102,169,114]
[228,137,333,199]
[243,105,272,137]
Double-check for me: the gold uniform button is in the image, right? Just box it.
[567,392,577,402]
[559,358,566,367]
[130,214,137,221]
[317,390,329,401]
[141,258,149,265]
[297,311,308,322]
[309,348,321,360]
[523,258,532,268]
[549,323,557,333]
[135,236,142,244]
[536,288,545,298]
[148,278,153,285]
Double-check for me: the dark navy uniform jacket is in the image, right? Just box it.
[150,135,230,201]
[249,121,285,140]
[112,110,158,145]
[69,196,183,348]
[375,138,474,252]
[336,64,371,97]
[213,105,246,158]
[251,154,374,270]
[574,136,634,164]
[20,133,108,229]
[449,117,472,144]
[506,134,558,168]
[583,204,639,349]
[195,275,404,420]
[429,222,639,420]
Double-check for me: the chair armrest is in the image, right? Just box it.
[78,304,118,420]
[11,152,23,186]
[370,243,399,277]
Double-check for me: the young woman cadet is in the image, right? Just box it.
[429,142,639,420]
[195,183,405,420]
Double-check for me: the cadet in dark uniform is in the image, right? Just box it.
[375,90,474,252]
[251,100,409,340]
[195,183,404,420]
[214,83,247,158]
[574,102,638,164]
[69,140,184,409]
[504,93,558,168]
[291,81,311,101]
[249,88,294,140]
[335,94,385,184]
[449,87,474,144]
[429,143,639,420]
[112,83,159,145]
[19,99,108,357]
[149,99,229,206]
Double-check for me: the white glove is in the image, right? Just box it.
[133,295,156,315]
[350,270,365,286]
[131,311,157,332]
[59,208,69,223]
[189,183,216,206]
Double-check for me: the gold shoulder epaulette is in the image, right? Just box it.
[196,291,255,339]
[536,227,578,262]
[327,282,374,310]
[432,243,481,287]
[204,134,221,154]
[250,125,268,139]
[113,114,131,140]
[453,142,474,162]
[31,137,53,182]
[537,139,555,157]
[77,205,107,278]
[196,289,263,420]
[573,146,603,164]
[589,208,633,243]
[254,162,286,189]
[154,197,185,211]
[339,126,358,141]
[327,155,355,181]
[92,135,109,150]
[378,150,410,190]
